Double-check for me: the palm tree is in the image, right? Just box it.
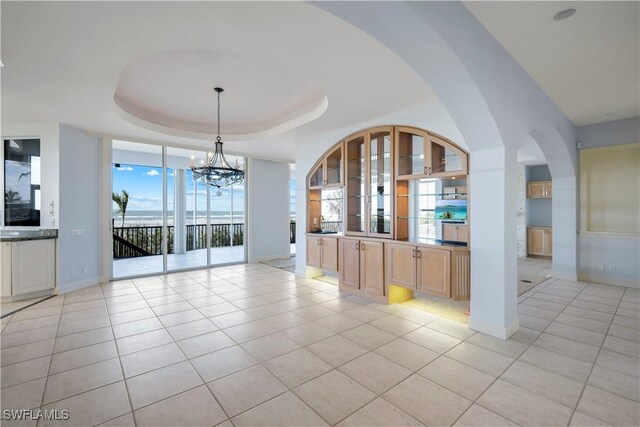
[5,189,22,204]
[112,190,129,227]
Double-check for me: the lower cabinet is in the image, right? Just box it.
[527,227,552,257]
[306,236,338,271]
[442,224,468,243]
[339,238,384,296]
[1,239,56,298]
[387,243,451,298]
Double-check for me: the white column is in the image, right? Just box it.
[552,176,578,280]
[174,169,187,254]
[468,146,519,339]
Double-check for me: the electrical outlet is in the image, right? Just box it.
[82,266,89,275]
[606,264,616,272]
[71,269,79,278]
[597,263,605,271]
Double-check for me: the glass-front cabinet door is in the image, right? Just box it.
[428,134,467,178]
[396,127,427,179]
[325,144,343,187]
[308,162,324,189]
[345,133,366,235]
[368,128,393,237]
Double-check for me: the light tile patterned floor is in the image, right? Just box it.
[1,263,638,426]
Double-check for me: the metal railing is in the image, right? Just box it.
[288,220,342,245]
[113,222,244,259]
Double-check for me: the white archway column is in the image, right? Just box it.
[468,146,519,339]
[552,177,578,280]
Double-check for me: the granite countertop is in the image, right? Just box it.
[0,229,58,242]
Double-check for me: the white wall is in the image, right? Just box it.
[2,123,60,229]
[577,117,640,288]
[247,158,290,262]
[57,124,103,290]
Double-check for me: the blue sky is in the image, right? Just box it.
[112,163,245,212]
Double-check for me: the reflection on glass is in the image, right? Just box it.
[4,139,41,226]
[369,131,392,235]
[431,140,462,174]
[309,163,324,187]
[326,147,342,186]
[346,135,365,233]
[407,180,437,241]
[397,132,424,177]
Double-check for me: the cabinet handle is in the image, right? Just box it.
[416,250,422,258]
[360,242,365,250]
[355,242,360,250]
[411,249,416,258]
[427,167,432,175]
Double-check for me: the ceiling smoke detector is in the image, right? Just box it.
[553,8,577,21]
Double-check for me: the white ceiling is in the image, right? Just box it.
[1,2,441,161]
[466,1,640,126]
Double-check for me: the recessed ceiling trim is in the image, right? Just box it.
[114,94,328,141]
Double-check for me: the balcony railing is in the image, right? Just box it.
[113,223,244,259]
[288,220,342,245]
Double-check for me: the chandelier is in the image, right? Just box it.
[190,87,245,188]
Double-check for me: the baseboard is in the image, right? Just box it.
[468,317,520,340]
[578,273,639,289]
[251,253,291,263]
[55,276,102,295]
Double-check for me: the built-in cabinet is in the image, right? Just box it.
[442,223,468,243]
[1,239,56,300]
[527,227,552,257]
[306,236,338,271]
[396,127,467,180]
[306,125,471,302]
[387,243,450,298]
[527,181,552,199]
[339,238,385,296]
[345,128,393,238]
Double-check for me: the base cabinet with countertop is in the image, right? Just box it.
[339,238,385,297]
[1,232,57,301]
[527,227,552,257]
[387,243,454,299]
[306,235,338,271]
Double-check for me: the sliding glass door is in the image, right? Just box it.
[111,140,246,279]
[111,141,164,278]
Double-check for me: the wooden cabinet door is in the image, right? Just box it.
[306,237,322,267]
[527,182,545,198]
[456,225,468,243]
[543,229,553,256]
[527,228,545,256]
[387,243,415,289]
[11,240,55,295]
[320,238,338,271]
[340,239,360,290]
[442,224,457,241]
[427,135,468,178]
[544,182,553,198]
[360,241,385,296]
[416,248,450,297]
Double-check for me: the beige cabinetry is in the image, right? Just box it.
[396,127,468,180]
[442,224,468,243]
[306,236,338,271]
[339,238,384,296]
[527,181,552,199]
[345,128,394,238]
[386,243,451,298]
[527,227,552,257]
[1,239,56,300]
[309,144,343,189]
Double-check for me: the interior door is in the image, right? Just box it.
[416,247,450,297]
[340,239,360,289]
[360,241,384,296]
